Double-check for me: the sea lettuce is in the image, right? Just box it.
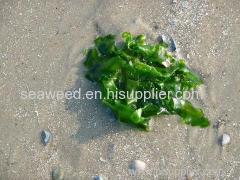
[84,32,210,130]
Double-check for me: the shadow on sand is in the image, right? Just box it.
[65,59,132,144]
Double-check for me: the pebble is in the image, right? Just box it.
[52,167,64,180]
[221,133,230,146]
[159,34,177,52]
[94,175,106,180]
[41,130,51,145]
[130,160,146,175]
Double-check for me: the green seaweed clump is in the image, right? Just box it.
[84,32,210,130]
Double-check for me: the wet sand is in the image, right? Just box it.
[0,0,240,179]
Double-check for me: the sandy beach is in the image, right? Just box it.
[0,0,240,179]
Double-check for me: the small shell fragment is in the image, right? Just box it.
[221,133,230,146]
[162,59,171,67]
[94,175,107,180]
[130,160,146,175]
[94,176,103,180]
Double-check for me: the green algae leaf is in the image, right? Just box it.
[84,32,210,130]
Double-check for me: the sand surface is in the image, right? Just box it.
[0,0,240,179]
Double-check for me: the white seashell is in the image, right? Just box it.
[130,160,146,175]
[162,59,171,67]
[221,133,230,145]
